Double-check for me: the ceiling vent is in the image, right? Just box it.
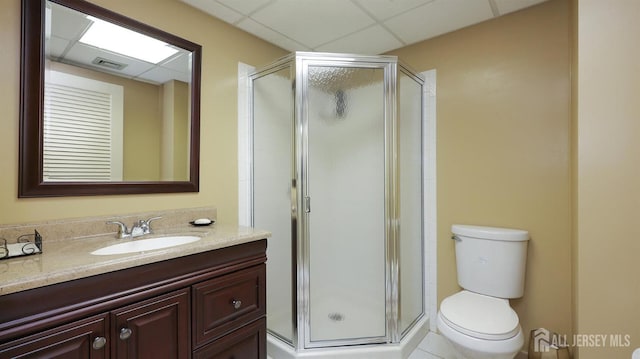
[92,57,127,70]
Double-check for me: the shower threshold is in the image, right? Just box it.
[267,317,429,359]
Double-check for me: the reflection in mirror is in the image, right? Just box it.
[19,0,201,196]
[45,1,191,182]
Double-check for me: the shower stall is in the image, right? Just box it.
[249,52,426,358]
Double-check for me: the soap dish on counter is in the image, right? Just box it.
[0,230,42,260]
[189,218,215,227]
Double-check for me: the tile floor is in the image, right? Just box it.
[408,332,456,359]
[409,333,529,359]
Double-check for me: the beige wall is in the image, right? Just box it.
[570,0,579,356]
[5,0,638,356]
[389,0,572,349]
[160,80,190,181]
[121,74,162,181]
[575,0,640,357]
[0,0,286,225]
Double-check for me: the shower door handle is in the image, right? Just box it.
[304,196,311,213]
[291,179,297,215]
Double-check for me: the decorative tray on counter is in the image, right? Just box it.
[0,230,42,260]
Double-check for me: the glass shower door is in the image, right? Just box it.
[303,64,387,346]
[252,66,294,344]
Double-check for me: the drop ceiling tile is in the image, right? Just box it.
[162,52,191,73]
[64,42,155,79]
[251,0,376,48]
[217,0,272,15]
[384,0,494,45]
[237,18,311,52]
[316,25,403,55]
[492,0,548,15]
[139,66,189,84]
[182,0,549,55]
[180,0,244,24]
[47,36,70,59]
[49,2,92,41]
[353,0,436,21]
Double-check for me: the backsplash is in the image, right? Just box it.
[0,207,217,244]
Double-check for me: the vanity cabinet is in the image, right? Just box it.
[0,289,189,359]
[0,239,267,359]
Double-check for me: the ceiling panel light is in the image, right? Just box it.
[80,16,179,64]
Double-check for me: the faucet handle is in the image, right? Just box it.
[140,216,162,234]
[145,216,162,224]
[107,221,129,239]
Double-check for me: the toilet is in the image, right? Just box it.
[437,224,529,359]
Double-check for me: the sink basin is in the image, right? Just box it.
[91,235,201,255]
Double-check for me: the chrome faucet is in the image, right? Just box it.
[107,216,162,239]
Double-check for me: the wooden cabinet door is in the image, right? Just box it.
[111,289,190,359]
[0,314,109,359]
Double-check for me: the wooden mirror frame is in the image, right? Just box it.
[19,0,201,197]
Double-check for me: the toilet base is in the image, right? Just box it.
[437,313,523,359]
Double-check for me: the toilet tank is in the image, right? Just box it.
[452,224,529,298]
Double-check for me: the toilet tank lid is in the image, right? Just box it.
[452,224,529,242]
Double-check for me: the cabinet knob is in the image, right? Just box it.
[119,327,133,340]
[232,299,242,309]
[92,336,107,350]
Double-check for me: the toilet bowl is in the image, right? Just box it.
[439,225,529,359]
[437,290,523,359]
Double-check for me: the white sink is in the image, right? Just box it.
[91,235,201,255]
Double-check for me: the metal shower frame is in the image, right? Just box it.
[249,52,426,351]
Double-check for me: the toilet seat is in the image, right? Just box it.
[440,290,520,340]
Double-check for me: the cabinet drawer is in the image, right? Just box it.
[192,318,266,359]
[192,264,265,347]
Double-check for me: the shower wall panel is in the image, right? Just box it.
[398,70,425,334]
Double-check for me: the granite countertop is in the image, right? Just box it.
[0,224,270,297]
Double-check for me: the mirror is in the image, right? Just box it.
[19,0,201,197]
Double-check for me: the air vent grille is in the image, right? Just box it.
[92,57,127,70]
